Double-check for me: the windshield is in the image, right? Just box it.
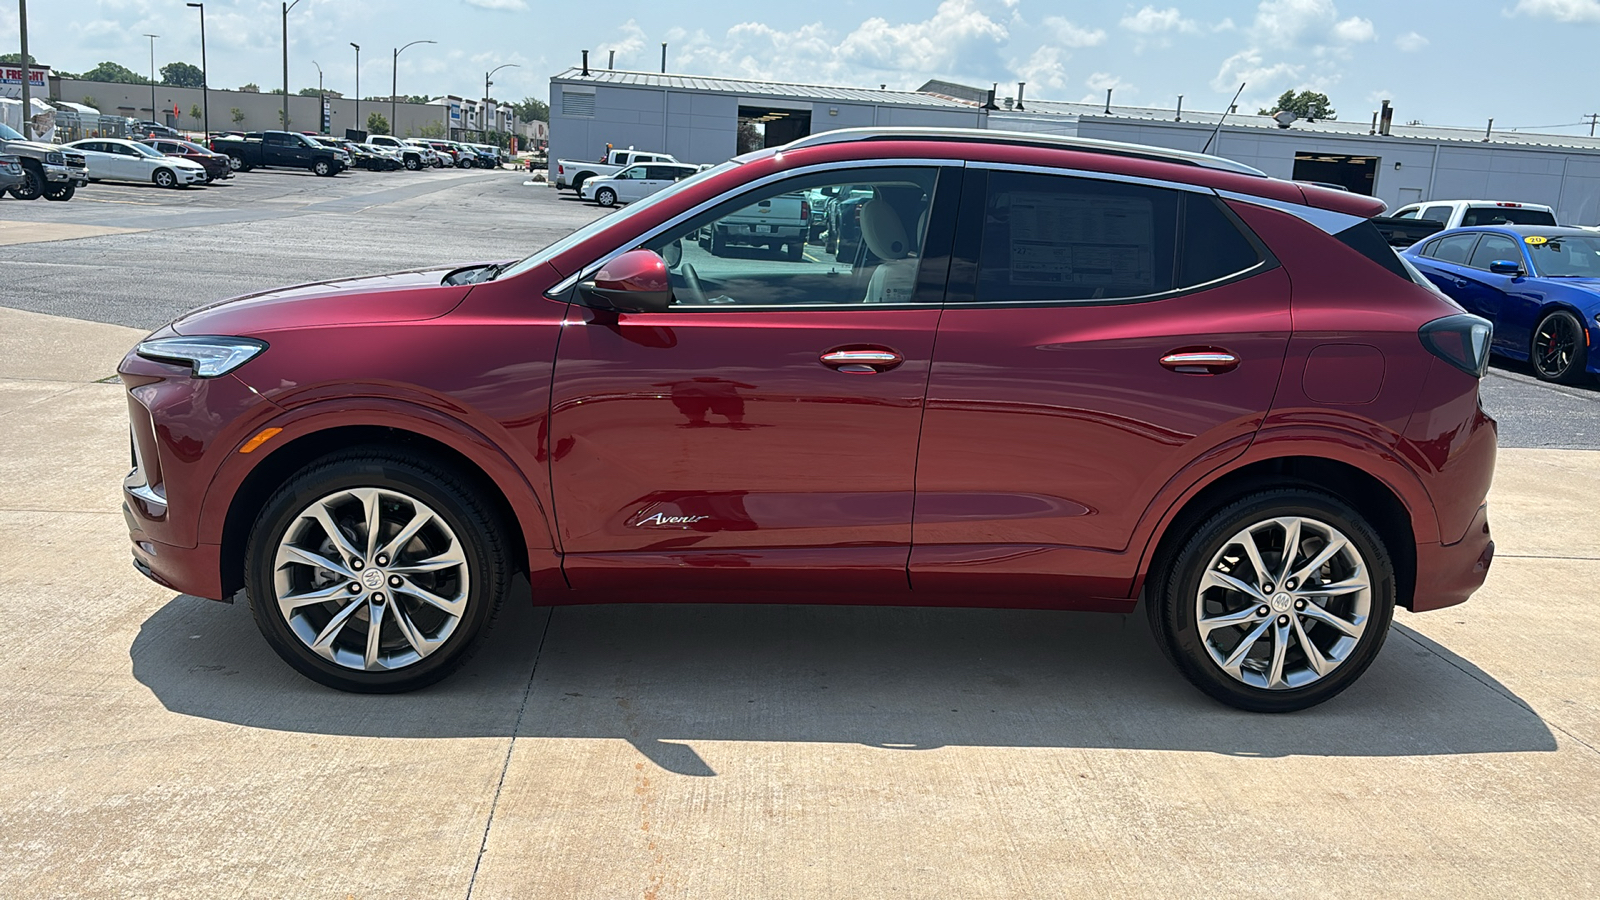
[130,142,166,158]
[0,122,24,140]
[1527,235,1600,278]
[495,159,742,282]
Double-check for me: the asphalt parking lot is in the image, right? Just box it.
[2,170,1599,897]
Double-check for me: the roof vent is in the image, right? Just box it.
[1273,110,1297,129]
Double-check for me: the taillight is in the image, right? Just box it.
[1419,314,1492,379]
[558,163,564,174]
[801,200,810,222]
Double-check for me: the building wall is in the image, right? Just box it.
[51,78,446,138]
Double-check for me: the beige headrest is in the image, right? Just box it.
[860,198,912,260]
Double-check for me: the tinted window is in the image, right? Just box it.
[1461,207,1558,227]
[976,171,1177,303]
[1467,235,1522,270]
[645,166,685,180]
[1431,233,1480,264]
[1393,207,1420,220]
[1419,205,1453,224]
[1528,234,1600,277]
[1335,220,1411,281]
[1179,196,1262,287]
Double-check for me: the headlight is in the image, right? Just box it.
[45,151,63,165]
[135,336,267,378]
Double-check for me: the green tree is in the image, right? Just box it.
[231,107,246,126]
[404,94,430,104]
[160,61,205,87]
[366,111,391,135]
[238,83,260,93]
[190,104,203,127]
[1259,89,1336,121]
[511,97,548,123]
[297,87,344,98]
[79,61,152,84]
[0,52,37,64]
[81,96,99,111]
[417,120,446,138]
[277,109,290,128]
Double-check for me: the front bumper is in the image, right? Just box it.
[43,163,90,185]
[1411,503,1494,612]
[177,169,207,184]
[126,507,226,599]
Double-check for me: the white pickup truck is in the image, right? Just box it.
[554,147,679,193]
[700,191,811,261]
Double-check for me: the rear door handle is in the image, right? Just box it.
[821,348,903,374]
[1161,349,1240,374]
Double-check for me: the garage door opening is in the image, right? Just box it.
[736,105,811,155]
[1292,152,1379,195]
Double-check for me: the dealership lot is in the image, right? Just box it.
[2,171,1599,896]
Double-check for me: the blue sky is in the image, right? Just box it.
[10,1,1600,133]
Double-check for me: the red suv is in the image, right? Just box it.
[119,128,1496,710]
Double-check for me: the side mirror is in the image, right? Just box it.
[1489,260,1524,276]
[578,248,675,314]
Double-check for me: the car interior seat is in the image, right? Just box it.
[861,197,919,303]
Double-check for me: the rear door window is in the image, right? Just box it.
[1430,233,1481,265]
[1466,234,1523,270]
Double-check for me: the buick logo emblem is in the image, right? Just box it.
[362,568,384,589]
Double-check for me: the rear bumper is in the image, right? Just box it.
[1411,503,1493,612]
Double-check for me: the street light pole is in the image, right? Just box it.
[485,63,519,144]
[18,0,30,139]
[281,0,304,130]
[144,33,159,125]
[311,60,322,133]
[350,43,360,136]
[186,3,207,138]
[392,39,435,137]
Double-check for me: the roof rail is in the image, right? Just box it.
[782,126,1267,177]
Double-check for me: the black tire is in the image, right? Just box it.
[244,449,511,693]
[786,241,805,262]
[1146,488,1396,712]
[313,158,333,177]
[1531,309,1589,384]
[571,173,589,194]
[710,228,728,257]
[8,165,44,200]
[43,182,75,201]
[596,187,617,208]
[153,168,177,188]
[405,156,421,171]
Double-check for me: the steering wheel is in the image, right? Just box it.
[678,263,710,306]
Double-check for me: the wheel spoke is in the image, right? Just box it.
[278,581,353,614]
[393,576,466,617]
[1299,601,1364,638]
[1298,574,1368,598]
[1267,618,1291,688]
[390,602,443,658]
[1288,537,1348,587]
[1220,618,1272,675]
[364,598,387,670]
[1275,517,1303,584]
[1291,614,1334,677]
[309,595,366,660]
[1202,569,1267,601]
[276,544,355,581]
[377,508,435,562]
[358,488,384,561]
[1198,604,1269,636]
[388,553,464,575]
[309,498,364,565]
[1239,527,1272,589]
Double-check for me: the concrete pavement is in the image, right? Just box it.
[1,306,1597,898]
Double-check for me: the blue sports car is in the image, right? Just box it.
[1404,224,1600,383]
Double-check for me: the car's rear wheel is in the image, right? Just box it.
[596,187,617,207]
[153,168,177,188]
[244,450,510,693]
[1531,309,1589,384]
[227,154,243,171]
[1148,489,1395,712]
[8,165,44,200]
[786,241,805,262]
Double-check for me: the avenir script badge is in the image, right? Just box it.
[631,511,710,527]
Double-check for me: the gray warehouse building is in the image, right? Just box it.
[549,68,1600,225]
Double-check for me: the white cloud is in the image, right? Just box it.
[1120,7,1200,34]
[1043,16,1107,47]
[1208,1,1375,111]
[1394,31,1429,52]
[1211,47,1302,95]
[1512,0,1600,22]
[1013,45,1070,91]
[1332,16,1376,42]
[463,0,527,10]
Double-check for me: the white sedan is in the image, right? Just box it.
[65,138,208,188]
[581,162,700,207]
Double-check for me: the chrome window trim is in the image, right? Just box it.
[1217,189,1365,236]
[549,157,959,306]
[965,159,1214,195]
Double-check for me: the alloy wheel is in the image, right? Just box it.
[272,487,470,672]
[1194,516,1371,690]
[1534,313,1580,380]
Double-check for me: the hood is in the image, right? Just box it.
[7,140,67,154]
[171,267,473,337]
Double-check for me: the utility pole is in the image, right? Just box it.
[311,60,323,132]
[187,3,207,138]
[351,43,360,136]
[144,34,159,125]
[1587,113,1599,138]
[392,39,435,137]
[486,63,519,143]
[282,0,303,131]
[18,0,30,139]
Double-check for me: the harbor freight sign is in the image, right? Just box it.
[0,66,49,99]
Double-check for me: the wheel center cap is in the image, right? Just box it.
[361,569,384,590]
[1271,592,1293,613]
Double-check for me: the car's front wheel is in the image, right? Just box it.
[244,450,510,692]
[1148,489,1395,712]
[1531,309,1589,384]
[153,168,177,188]
[313,159,334,177]
[43,182,75,201]
[405,156,421,170]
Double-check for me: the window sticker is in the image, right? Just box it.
[1525,235,1548,245]
[1006,192,1155,288]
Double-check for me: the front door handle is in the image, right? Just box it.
[821,347,903,374]
[1161,349,1240,374]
